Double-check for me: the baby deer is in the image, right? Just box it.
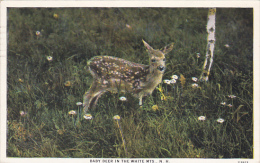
[83,40,174,114]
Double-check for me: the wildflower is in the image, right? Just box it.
[18,78,24,83]
[152,105,159,111]
[126,24,132,29]
[64,81,71,87]
[156,85,166,101]
[76,102,83,106]
[228,95,236,99]
[163,79,171,84]
[216,118,225,123]
[224,44,230,48]
[119,96,127,101]
[170,79,176,84]
[196,53,201,58]
[198,116,206,121]
[83,114,93,120]
[36,31,41,36]
[53,13,59,19]
[156,86,163,92]
[171,75,178,80]
[161,95,167,101]
[113,115,121,120]
[192,77,198,82]
[46,56,53,61]
[20,111,27,117]
[227,104,233,107]
[68,110,77,115]
[192,83,199,88]
[220,102,226,106]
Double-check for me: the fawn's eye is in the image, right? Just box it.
[163,58,166,61]
[151,59,156,62]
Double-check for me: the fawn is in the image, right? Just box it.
[83,40,174,115]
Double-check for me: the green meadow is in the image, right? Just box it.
[7,8,253,158]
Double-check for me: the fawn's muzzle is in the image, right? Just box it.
[157,65,165,71]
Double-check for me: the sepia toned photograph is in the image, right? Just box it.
[1,1,259,163]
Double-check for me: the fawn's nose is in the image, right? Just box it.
[157,65,165,71]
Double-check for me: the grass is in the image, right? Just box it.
[7,8,253,158]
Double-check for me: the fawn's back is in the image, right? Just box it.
[87,55,151,94]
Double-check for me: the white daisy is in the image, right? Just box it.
[228,95,236,99]
[68,110,77,115]
[126,24,132,29]
[36,31,41,36]
[216,118,225,123]
[198,116,206,121]
[224,44,230,48]
[171,75,178,80]
[192,77,198,82]
[83,114,93,120]
[46,56,53,61]
[119,96,127,101]
[76,102,83,106]
[20,111,27,117]
[113,115,121,120]
[170,79,176,84]
[163,79,171,85]
[192,83,199,88]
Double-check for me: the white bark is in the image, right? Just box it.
[200,8,216,82]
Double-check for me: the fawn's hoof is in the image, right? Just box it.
[83,114,93,120]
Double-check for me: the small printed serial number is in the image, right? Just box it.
[238,161,248,163]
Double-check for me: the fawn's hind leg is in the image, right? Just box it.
[83,90,106,114]
[83,79,107,114]
[83,80,100,114]
[91,91,106,108]
[83,91,96,114]
[86,90,106,112]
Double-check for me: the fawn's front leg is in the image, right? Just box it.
[139,95,143,106]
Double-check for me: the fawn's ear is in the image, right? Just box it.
[162,43,174,54]
[142,40,154,52]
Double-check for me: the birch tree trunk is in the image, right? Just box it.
[200,8,216,82]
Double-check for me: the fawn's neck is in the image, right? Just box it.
[145,66,164,87]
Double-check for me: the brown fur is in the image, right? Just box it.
[83,40,174,114]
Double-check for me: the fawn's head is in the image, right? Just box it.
[143,40,174,74]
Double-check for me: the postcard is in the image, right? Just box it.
[0,1,259,163]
